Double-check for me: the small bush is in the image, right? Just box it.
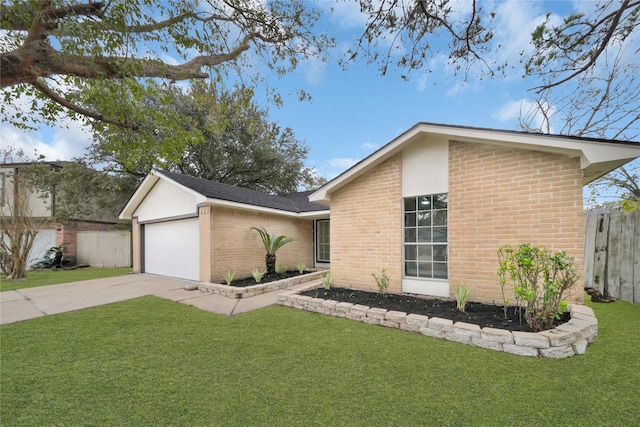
[321,272,333,290]
[497,243,579,331]
[295,262,306,274]
[224,271,235,286]
[371,268,390,296]
[455,284,471,312]
[276,262,288,274]
[250,268,266,283]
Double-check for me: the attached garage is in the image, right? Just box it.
[143,218,199,281]
[119,170,330,284]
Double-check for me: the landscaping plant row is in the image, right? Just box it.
[200,270,326,299]
[278,284,598,358]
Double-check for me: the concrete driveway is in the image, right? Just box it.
[1,274,316,325]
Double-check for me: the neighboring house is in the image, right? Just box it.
[309,123,640,303]
[120,123,640,303]
[119,170,330,282]
[0,162,130,267]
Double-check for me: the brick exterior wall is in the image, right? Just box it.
[329,155,403,292]
[132,218,140,273]
[448,141,584,303]
[200,205,315,283]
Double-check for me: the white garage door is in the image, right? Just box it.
[144,218,199,281]
[27,229,56,267]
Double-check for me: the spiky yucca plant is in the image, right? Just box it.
[251,227,295,275]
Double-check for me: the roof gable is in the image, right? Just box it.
[120,170,328,220]
[310,122,640,204]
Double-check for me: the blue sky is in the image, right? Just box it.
[2,0,638,188]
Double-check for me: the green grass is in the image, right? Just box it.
[1,297,638,426]
[0,267,131,292]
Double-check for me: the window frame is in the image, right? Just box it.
[403,193,448,280]
[315,219,330,263]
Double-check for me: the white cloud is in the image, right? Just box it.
[1,119,92,162]
[493,98,555,132]
[320,157,360,180]
[0,125,57,160]
[360,142,379,151]
[326,2,369,29]
[302,56,327,84]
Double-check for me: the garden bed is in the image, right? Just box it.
[199,270,325,299]
[279,283,598,358]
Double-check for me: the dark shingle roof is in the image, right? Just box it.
[157,170,327,213]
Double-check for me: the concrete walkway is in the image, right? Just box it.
[0,274,319,325]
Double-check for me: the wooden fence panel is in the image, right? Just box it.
[584,211,639,304]
[583,214,597,288]
[77,230,131,268]
[620,214,635,302]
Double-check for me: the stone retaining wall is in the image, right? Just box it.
[199,271,326,299]
[278,284,598,358]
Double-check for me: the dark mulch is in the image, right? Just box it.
[228,271,311,288]
[299,287,570,332]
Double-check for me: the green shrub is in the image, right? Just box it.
[497,243,578,331]
[371,268,390,296]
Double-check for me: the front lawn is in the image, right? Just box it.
[1,297,638,426]
[0,267,131,292]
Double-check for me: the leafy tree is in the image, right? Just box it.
[89,82,325,194]
[351,0,639,91]
[1,0,331,129]
[526,0,640,92]
[32,161,138,223]
[251,227,294,275]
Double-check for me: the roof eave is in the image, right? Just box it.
[310,123,640,201]
[200,198,329,218]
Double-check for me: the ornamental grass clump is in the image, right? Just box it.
[276,262,288,275]
[497,243,578,331]
[250,268,266,283]
[224,271,235,286]
[455,284,471,312]
[321,272,333,290]
[295,262,306,274]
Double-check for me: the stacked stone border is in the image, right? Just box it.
[199,270,326,299]
[278,283,598,358]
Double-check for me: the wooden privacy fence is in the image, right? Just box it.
[584,210,640,303]
[77,230,131,268]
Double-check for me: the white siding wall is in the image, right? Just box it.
[134,179,199,222]
[0,167,52,218]
[402,136,449,197]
